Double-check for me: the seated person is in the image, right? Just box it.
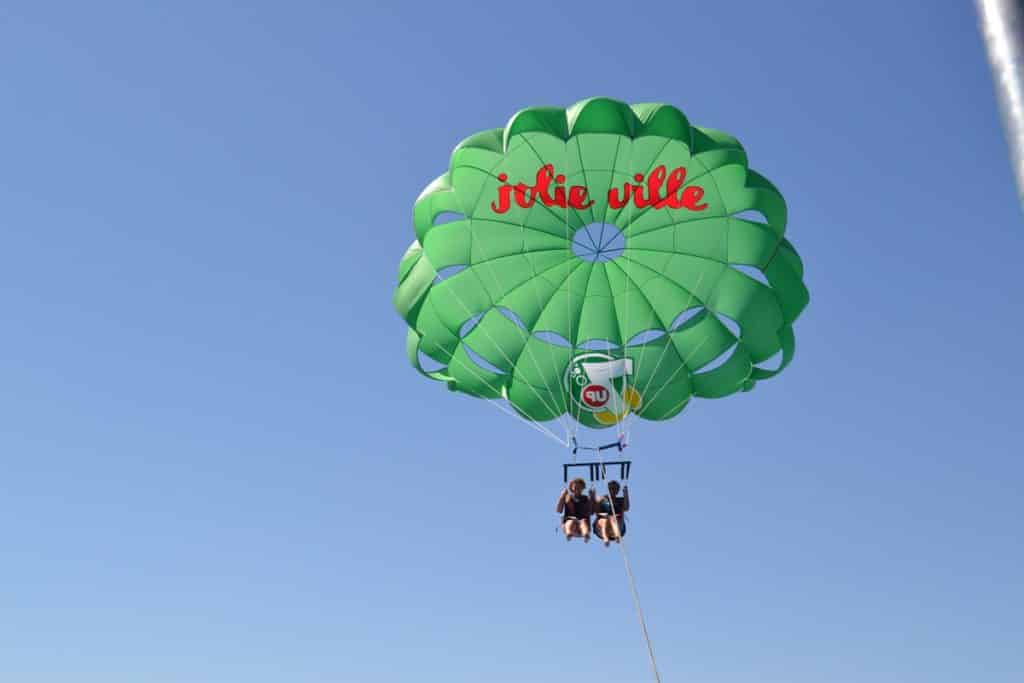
[594,480,629,546]
[556,477,593,542]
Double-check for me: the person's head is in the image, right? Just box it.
[569,478,586,495]
[607,480,621,496]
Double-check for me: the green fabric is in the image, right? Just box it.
[393,97,809,429]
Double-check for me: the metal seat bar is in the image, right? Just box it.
[562,460,631,483]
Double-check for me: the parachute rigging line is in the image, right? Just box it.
[621,314,712,443]
[426,330,567,447]
[450,185,574,443]
[618,267,707,443]
[421,223,572,446]
[469,174,578,440]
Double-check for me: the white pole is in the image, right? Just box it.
[977,0,1024,210]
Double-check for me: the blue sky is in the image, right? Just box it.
[1,1,1021,681]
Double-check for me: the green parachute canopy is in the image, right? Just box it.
[394,98,808,430]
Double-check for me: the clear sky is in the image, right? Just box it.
[1,1,1021,682]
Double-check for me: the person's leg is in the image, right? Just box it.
[563,520,575,539]
[600,518,613,546]
[580,519,590,542]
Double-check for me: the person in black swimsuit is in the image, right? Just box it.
[556,477,593,542]
[594,480,629,546]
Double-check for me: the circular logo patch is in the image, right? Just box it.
[581,384,610,408]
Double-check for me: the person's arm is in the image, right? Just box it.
[621,485,630,512]
[556,489,568,513]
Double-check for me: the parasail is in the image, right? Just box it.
[393,97,808,440]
